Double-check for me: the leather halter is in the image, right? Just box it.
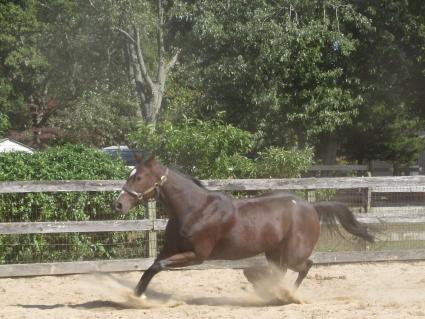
[122,168,168,201]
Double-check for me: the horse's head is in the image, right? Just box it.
[113,154,166,214]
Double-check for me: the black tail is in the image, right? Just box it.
[314,202,374,243]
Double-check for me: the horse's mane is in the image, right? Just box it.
[169,165,207,190]
[190,176,206,189]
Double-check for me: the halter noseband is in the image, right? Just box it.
[122,168,168,201]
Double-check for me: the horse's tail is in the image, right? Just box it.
[313,201,374,243]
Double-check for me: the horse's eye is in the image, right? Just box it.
[136,176,142,181]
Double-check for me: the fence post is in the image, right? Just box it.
[307,189,316,203]
[360,187,371,213]
[147,200,157,258]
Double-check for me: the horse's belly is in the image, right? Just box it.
[208,241,263,260]
[208,229,283,260]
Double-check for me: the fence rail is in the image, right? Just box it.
[2,176,425,193]
[1,176,425,277]
[3,250,425,277]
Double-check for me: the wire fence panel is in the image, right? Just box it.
[0,192,147,223]
[0,232,149,264]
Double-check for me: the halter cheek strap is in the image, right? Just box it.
[122,169,168,201]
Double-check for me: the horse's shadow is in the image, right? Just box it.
[185,296,294,307]
[16,289,295,310]
[17,300,131,310]
[16,298,292,310]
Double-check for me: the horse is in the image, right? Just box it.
[113,155,374,299]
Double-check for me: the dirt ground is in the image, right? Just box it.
[1,261,425,319]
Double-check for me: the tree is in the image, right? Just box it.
[0,0,50,146]
[39,0,140,146]
[0,112,8,138]
[0,0,141,147]
[52,88,139,147]
[180,0,368,163]
[342,0,425,171]
[344,103,424,174]
[87,0,186,125]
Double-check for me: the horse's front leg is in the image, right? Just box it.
[135,251,202,297]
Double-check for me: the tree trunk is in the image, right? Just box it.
[117,0,179,126]
[322,134,338,165]
[144,85,163,125]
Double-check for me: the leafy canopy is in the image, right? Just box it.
[130,119,312,178]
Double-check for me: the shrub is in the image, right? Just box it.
[0,144,146,263]
[130,119,255,178]
[0,144,130,222]
[256,146,314,178]
[130,119,313,179]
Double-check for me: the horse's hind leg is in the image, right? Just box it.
[242,250,288,301]
[294,258,313,289]
[267,244,313,290]
[243,265,279,300]
[265,249,288,277]
[243,266,272,287]
[243,249,287,287]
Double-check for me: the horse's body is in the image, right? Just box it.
[114,156,374,297]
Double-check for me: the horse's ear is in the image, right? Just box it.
[133,152,144,164]
[144,153,156,165]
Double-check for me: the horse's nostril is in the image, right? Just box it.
[114,202,123,212]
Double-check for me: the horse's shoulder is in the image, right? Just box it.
[206,191,233,205]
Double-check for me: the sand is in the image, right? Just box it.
[1,261,425,319]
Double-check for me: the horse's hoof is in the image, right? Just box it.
[140,293,147,300]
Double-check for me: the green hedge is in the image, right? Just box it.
[0,144,131,222]
[0,144,147,264]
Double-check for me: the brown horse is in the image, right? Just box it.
[113,155,374,298]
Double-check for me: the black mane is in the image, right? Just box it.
[190,176,206,189]
[169,164,207,190]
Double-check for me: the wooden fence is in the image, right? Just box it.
[1,176,425,277]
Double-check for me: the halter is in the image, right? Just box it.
[122,168,168,202]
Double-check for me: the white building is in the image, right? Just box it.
[0,138,34,154]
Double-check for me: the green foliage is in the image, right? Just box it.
[344,103,425,174]
[168,0,425,167]
[0,144,128,181]
[0,232,148,264]
[257,147,314,178]
[130,119,312,178]
[341,1,425,168]
[0,0,141,146]
[184,0,367,149]
[0,1,47,132]
[0,144,147,263]
[163,68,204,122]
[52,88,139,147]
[0,112,9,137]
[0,0,424,168]
[130,119,254,178]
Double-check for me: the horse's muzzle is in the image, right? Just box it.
[113,201,123,213]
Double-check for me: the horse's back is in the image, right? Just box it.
[208,191,319,260]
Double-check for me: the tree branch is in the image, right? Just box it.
[88,0,96,8]
[157,0,165,66]
[113,27,136,44]
[165,49,181,73]
[133,25,155,91]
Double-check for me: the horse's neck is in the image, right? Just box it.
[159,170,207,220]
